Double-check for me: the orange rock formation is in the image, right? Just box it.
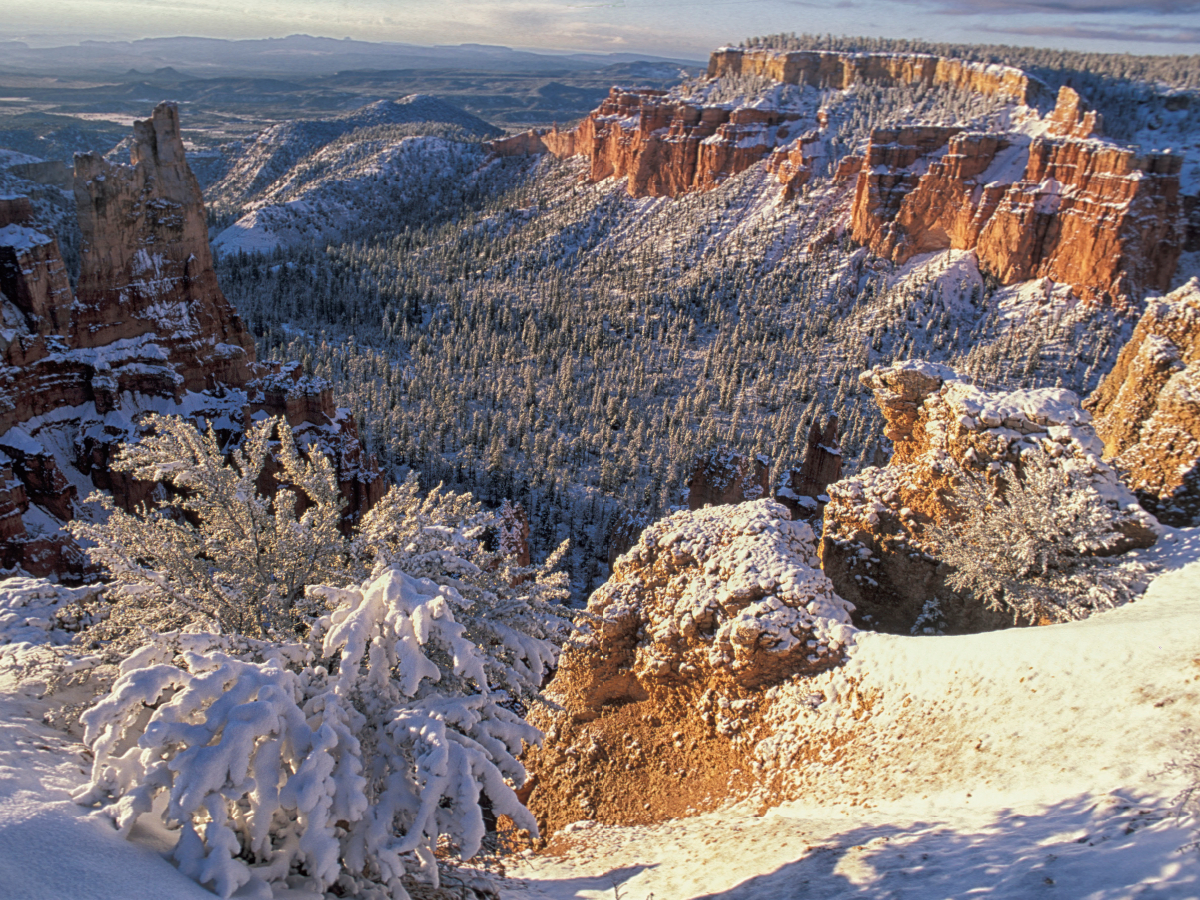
[849,88,1183,299]
[820,361,1156,634]
[523,500,852,832]
[1087,278,1200,526]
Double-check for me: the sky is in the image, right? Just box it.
[2,0,1198,57]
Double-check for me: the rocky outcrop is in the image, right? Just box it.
[685,448,769,510]
[1087,278,1200,526]
[765,128,828,198]
[849,88,1183,299]
[708,48,1043,106]
[488,87,809,198]
[73,102,256,389]
[0,103,385,578]
[820,361,1156,634]
[1044,86,1102,139]
[775,417,842,522]
[523,500,853,833]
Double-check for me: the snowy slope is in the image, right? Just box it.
[0,684,223,900]
[213,136,499,255]
[209,95,501,210]
[502,534,1200,900]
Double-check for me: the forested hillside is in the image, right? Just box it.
[212,66,1153,599]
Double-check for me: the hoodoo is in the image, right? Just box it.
[0,102,383,576]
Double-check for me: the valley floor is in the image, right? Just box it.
[2,535,1199,900]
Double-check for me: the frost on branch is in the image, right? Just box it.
[926,452,1153,623]
[67,413,346,641]
[352,473,572,704]
[74,567,543,900]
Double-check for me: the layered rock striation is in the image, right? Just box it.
[1087,278,1200,526]
[820,360,1156,634]
[849,88,1183,299]
[708,48,1044,106]
[523,500,853,832]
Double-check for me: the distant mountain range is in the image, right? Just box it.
[0,35,702,79]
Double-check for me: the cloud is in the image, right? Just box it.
[905,0,1200,14]
[978,21,1200,42]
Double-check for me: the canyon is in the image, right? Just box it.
[489,48,1189,302]
[0,102,383,576]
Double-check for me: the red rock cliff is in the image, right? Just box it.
[489,87,808,198]
[849,88,1183,299]
[708,48,1044,106]
[1086,278,1200,526]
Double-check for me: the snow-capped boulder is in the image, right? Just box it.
[523,500,853,833]
[821,360,1158,634]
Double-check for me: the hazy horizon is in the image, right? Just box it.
[4,0,1199,59]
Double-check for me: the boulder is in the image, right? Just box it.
[523,500,852,833]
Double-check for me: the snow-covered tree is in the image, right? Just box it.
[73,566,549,899]
[69,420,573,898]
[927,453,1151,623]
[68,414,347,641]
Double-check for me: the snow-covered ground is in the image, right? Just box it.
[1,533,1197,899]
[503,533,1200,900]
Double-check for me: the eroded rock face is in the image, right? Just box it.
[573,88,805,198]
[1087,278,1200,526]
[524,500,852,833]
[685,448,770,510]
[765,129,828,198]
[73,102,256,389]
[849,89,1183,299]
[488,86,811,198]
[821,361,1156,634]
[708,48,1042,105]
